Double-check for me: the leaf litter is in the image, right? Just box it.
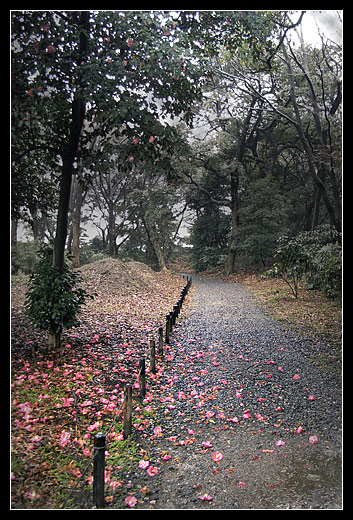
[11,266,342,509]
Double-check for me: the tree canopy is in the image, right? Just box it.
[12,10,342,343]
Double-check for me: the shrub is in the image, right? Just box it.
[264,225,341,299]
[25,243,93,348]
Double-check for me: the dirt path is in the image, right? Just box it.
[127,276,342,510]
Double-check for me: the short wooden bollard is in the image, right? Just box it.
[158,327,164,357]
[123,384,132,439]
[139,357,146,397]
[166,315,171,344]
[149,339,156,374]
[93,432,106,508]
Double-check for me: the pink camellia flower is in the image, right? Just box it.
[212,451,223,462]
[309,435,318,444]
[47,45,55,53]
[161,454,171,461]
[238,481,247,488]
[133,137,139,144]
[138,460,149,469]
[127,39,134,47]
[153,426,162,436]
[198,493,213,501]
[147,466,159,476]
[59,430,71,447]
[205,411,215,418]
[24,490,41,500]
[295,426,305,434]
[87,422,99,432]
[308,395,315,401]
[149,136,155,143]
[293,374,300,380]
[243,412,251,419]
[202,441,213,448]
[128,155,134,163]
[30,435,42,442]
[125,495,137,507]
[276,440,286,447]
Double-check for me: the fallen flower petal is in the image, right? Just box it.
[238,481,247,488]
[138,460,149,469]
[125,495,137,507]
[198,493,213,501]
[59,430,71,447]
[309,435,318,444]
[147,466,159,476]
[295,426,305,434]
[202,441,213,448]
[212,451,223,462]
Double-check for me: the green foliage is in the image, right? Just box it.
[236,178,290,266]
[190,209,229,272]
[265,225,342,299]
[25,243,93,336]
[11,241,41,275]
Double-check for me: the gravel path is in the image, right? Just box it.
[125,277,342,509]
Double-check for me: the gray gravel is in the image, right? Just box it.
[120,277,342,509]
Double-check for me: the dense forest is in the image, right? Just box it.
[11,11,342,343]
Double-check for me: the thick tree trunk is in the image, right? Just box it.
[143,214,167,271]
[52,12,89,270]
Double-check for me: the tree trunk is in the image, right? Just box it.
[52,12,89,270]
[143,213,167,271]
[11,219,18,248]
[226,171,239,275]
[71,174,84,268]
[48,328,62,353]
[282,45,340,232]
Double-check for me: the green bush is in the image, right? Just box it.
[265,225,342,299]
[25,243,93,347]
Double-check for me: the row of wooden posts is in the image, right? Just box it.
[93,275,192,508]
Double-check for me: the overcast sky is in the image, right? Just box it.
[292,10,342,46]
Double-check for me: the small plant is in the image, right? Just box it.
[25,243,93,349]
[264,225,341,299]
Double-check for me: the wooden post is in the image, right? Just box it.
[123,384,132,439]
[158,327,164,357]
[139,357,146,398]
[149,339,156,374]
[93,432,106,508]
[166,313,171,344]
